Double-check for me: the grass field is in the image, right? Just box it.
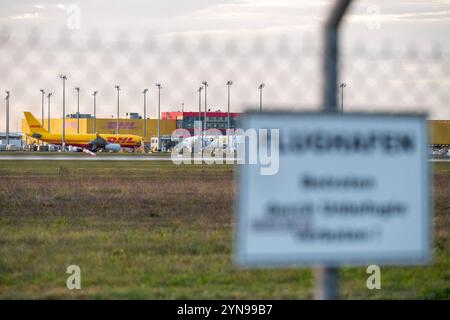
[0,160,449,299]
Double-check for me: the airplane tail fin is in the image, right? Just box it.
[24,112,48,133]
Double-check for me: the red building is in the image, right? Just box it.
[162,111,241,134]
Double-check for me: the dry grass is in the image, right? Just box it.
[0,160,448,299]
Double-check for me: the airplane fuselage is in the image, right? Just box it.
[26,132,142,148]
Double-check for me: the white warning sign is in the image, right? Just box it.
[236,112,431,266]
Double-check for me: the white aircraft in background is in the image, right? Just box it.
[176,134,244,153]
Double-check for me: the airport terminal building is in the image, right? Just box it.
[0,132,24,150]
[162,111,241,134]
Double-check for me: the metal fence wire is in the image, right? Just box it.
[0,27,449,132]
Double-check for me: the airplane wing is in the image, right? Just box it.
[87,134,121,152]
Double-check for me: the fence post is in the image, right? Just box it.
[317,0,353,300]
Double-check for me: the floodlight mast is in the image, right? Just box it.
[143,88,148,140]
[5,91,10,145]
[59,75,67,151]
[339,82,347,113]
[92,91,98,132]
[75,87,80,133]
[258,83,265,112]
[202,81,208,131]
[47,92,52,132]
[197,86,203,122]
[226,81,233,130]
[40,89,45,127]
[156,83,162,151]
[202,81,208,149]
[115,85,120,134]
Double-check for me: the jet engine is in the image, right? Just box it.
[105,143,121,152]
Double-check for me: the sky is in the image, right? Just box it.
[0,0,449,132]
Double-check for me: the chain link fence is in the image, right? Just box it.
[0,26,449,132]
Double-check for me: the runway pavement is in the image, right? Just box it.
[0,155,173,161]
[429,158,450,162]
[0,154,239,162]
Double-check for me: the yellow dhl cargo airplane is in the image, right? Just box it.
[24,112,143,152]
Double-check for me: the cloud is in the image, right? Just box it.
[10,12,39,20]
[393,10,450,21]
[346,10,450,24]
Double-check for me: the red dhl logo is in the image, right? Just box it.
[107,137,134,143]
[30,125,42,128]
